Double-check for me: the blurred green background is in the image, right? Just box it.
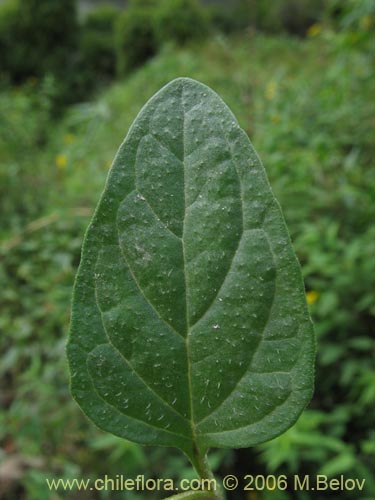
[0,0,374,499]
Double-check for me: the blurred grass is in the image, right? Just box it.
[0,29,374,499]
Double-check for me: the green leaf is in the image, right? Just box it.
[67,77,315,469]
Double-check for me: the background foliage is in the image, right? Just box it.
[0,0,374,499]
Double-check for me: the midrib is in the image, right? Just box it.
[180,82,198,447]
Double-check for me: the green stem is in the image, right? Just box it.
[191,446,224,500]
[192,447,215,483]
[163,448,224,500]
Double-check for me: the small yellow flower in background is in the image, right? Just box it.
[55,154,67,169]
[265,81,277,101]
[271,114,281,124]
[306,290,319,305]
[63,133,75,145]
[360,15,373,30]
[307,23,322,37]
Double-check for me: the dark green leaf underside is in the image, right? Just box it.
[67,77,315,461]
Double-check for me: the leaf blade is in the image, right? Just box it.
[67,77,315,462]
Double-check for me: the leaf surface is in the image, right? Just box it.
[67,77,315,463]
